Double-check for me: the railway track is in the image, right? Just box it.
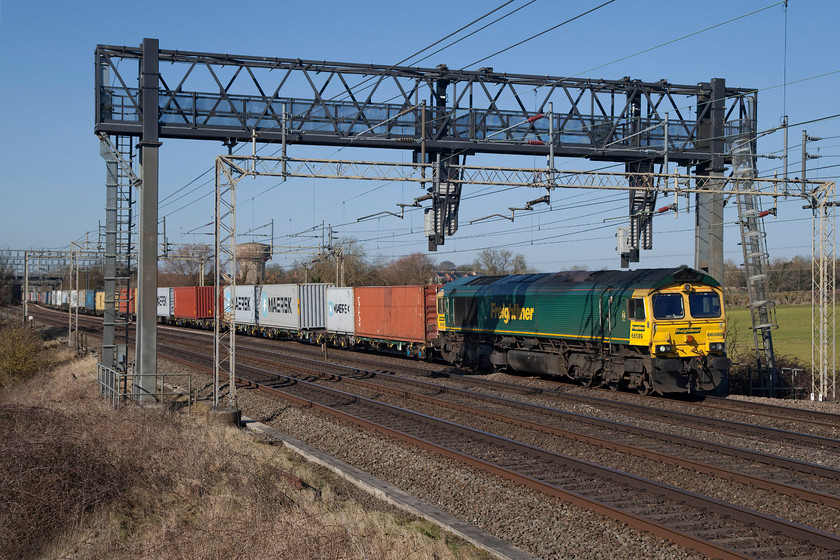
[157,340,840,560]
[203,330,840,440]
[32,306,840,558]
[249,343,840,496]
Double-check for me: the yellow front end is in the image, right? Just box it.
[627,282,728,394]
[647,283,726,359]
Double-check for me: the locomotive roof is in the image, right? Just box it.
[442,266,719,295]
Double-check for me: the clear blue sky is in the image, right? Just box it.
[1,0,837,272]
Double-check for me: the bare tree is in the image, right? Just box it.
[263,264,289,284]
[159,244,212,286]
[474,248,530,275]
[287,238,377,286]
[377,253,436,285]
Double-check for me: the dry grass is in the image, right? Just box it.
[0,347,489,560]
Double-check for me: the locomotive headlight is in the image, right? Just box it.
[655,344,673,353]
[709,342,726,352]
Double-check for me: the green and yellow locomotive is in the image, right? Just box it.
[436,266,729,396]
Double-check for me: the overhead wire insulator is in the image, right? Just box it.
[656,204,675,214]
[527,113,545,122]
[527,140,545,145]
[758,209,777,218]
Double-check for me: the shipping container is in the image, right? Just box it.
[117,288,136,315]
[326,287,354,334]
[354,285,440,344]
[156,287,173,318]
[95,290,105,312]
[223,285,257,325]
[258,283,329,330]
[173,286,216,320]
[299,283,329,330]
[70,290,79,309]
[85,290,96,311]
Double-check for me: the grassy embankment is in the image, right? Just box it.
[726,304,823,365]
[0,319,490,560]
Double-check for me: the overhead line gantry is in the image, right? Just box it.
[96,39,833,403]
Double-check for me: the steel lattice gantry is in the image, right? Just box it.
[95,39,757,403]
[95,40,755,260]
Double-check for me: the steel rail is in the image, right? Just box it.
[217,338,840,477]
[161,345,754,559]
[149,327,840,490]
[160,342,840,558]
[199,338,840,509]
[701,394,840,430]
[34,307,840,489]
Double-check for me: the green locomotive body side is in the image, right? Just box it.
[442,268,718,340]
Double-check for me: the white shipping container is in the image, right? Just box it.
[258,283,329,330]
[223,285,257,325]
[299,283,328,329]
[258,284,299,329]
[156,287,173,317]
[326,287,354,334]
[69,290,78,308]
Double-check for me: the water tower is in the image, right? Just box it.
[237,242,271,284]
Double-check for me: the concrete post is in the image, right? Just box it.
[135,38,161,401]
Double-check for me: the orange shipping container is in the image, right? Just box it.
[117,288,136,315]
[354,285,440,344]
[173,286,218,320]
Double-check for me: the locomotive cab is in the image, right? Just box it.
[643,282,729,395]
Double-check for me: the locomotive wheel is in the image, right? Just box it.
[579,368,600,388]
[636,377,653,396]
[606,375,624,391]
